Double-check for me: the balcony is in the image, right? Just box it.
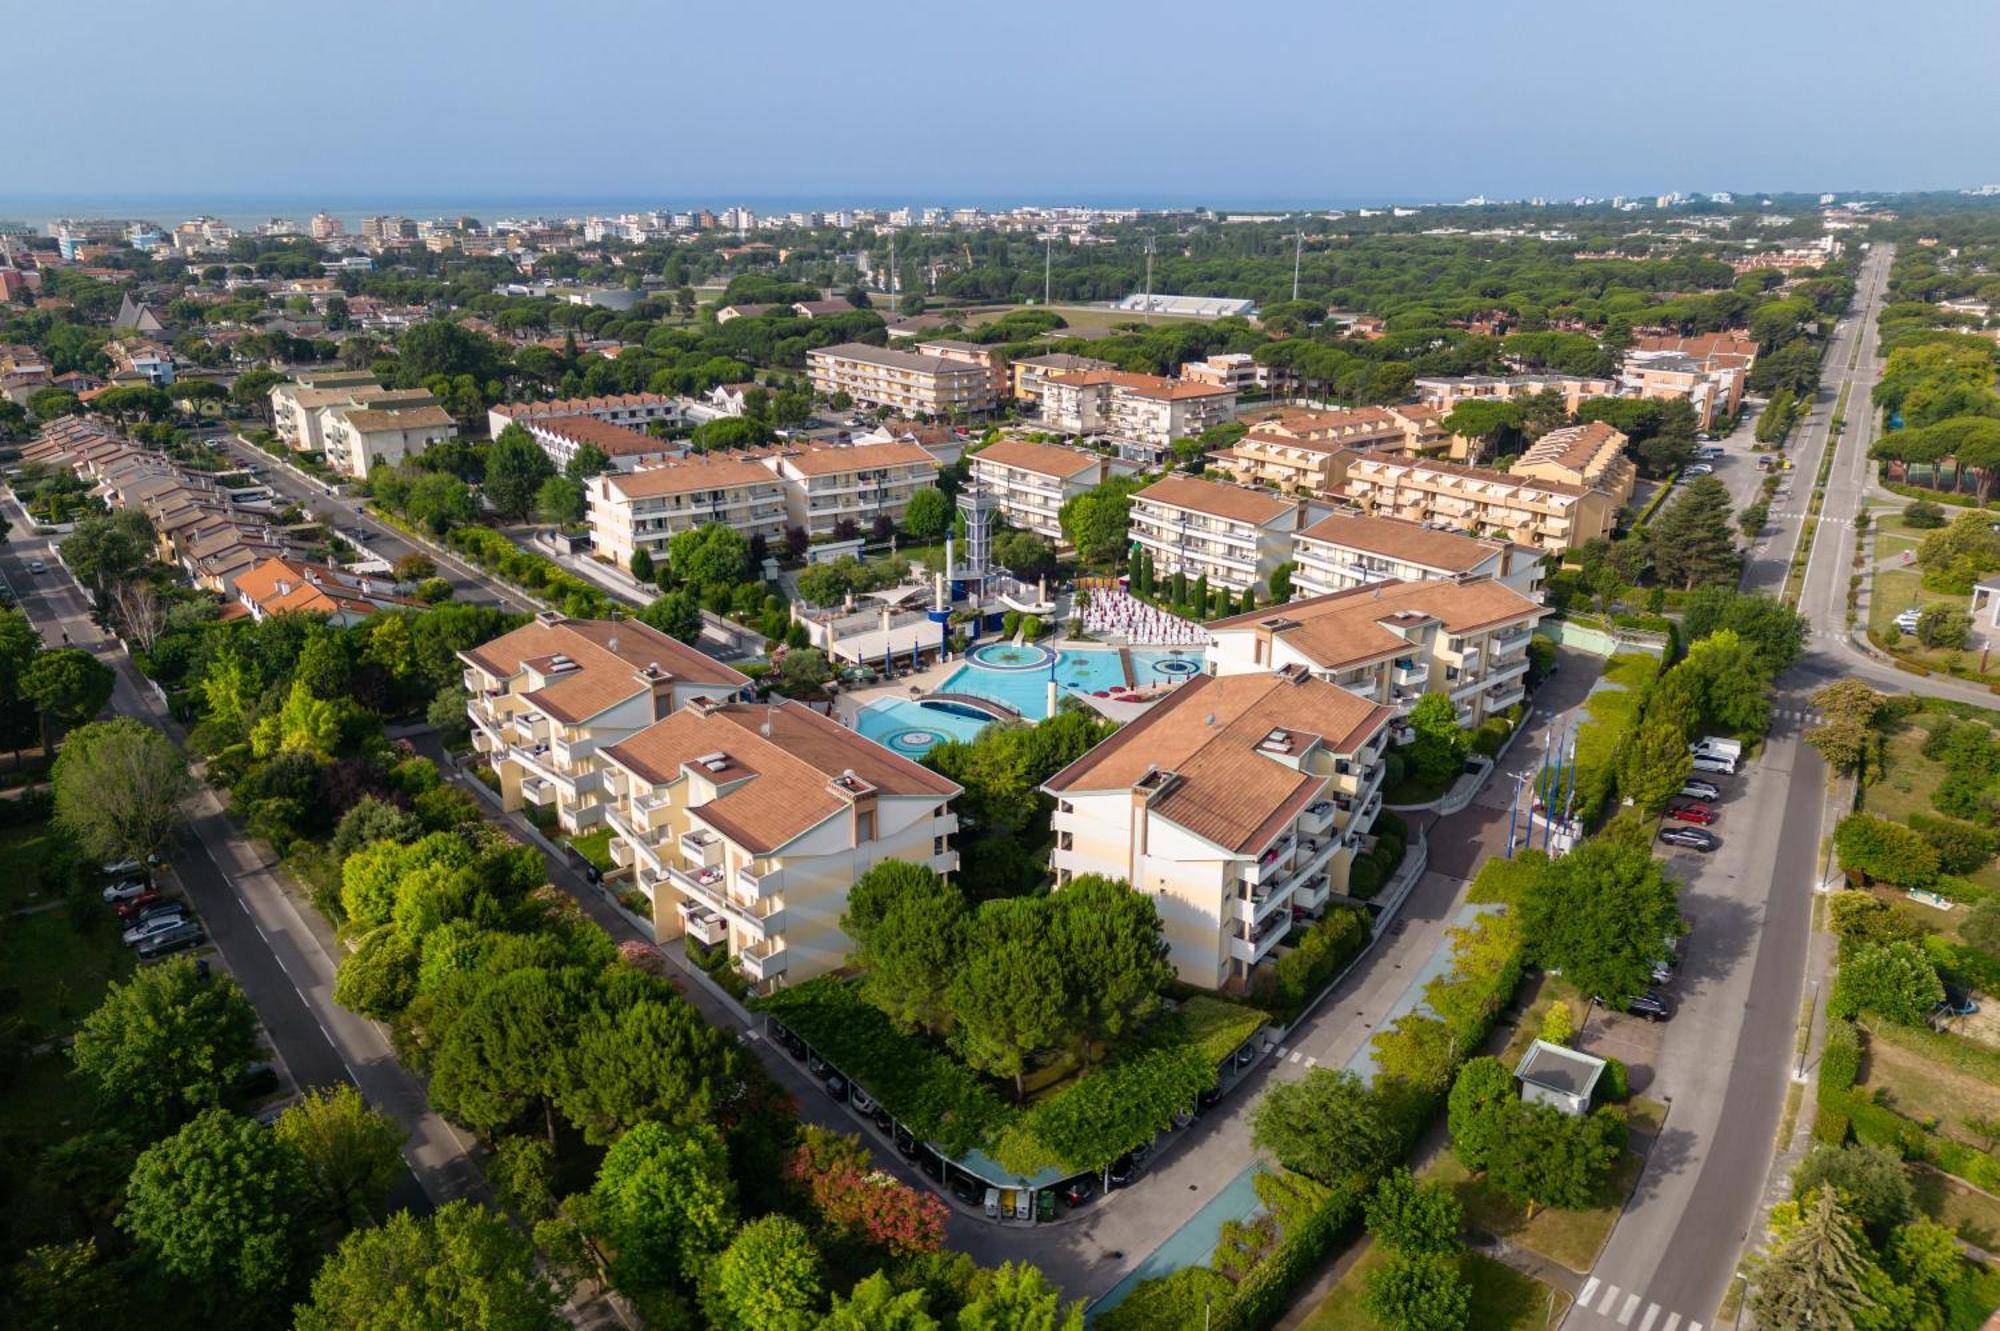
[521,777,555,805]
[669,863,729,913]
[553,733,596,766]
[737,863,780,899]
[1299,800,1334,836]
[1392,659,1429,687]
[634,793,674,832]
[1242,833,1295,886]
[679,902,727,947]
[609,837,633,867]
[732,892,786,938]
[511,712,550,745]
[1293,875,1332,912]
[1486,657,1530,686]
[680,829,723,868]
[1227,913,1293,965]
[934,813,960,839]
[558,800,605,833]
[1486,681,1527,712]
[740,938,788,982]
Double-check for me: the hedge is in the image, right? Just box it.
[1820,1019,1861,1094]
[1468,849,1548,905]
[1261,906,1370,1020]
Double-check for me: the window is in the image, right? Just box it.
[857,810,875,842]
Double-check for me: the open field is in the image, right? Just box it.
[1296,1241,1567,1331]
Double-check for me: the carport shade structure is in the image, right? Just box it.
[1514,1038,1606,1116]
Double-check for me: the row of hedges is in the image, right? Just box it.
[1255,906,1370,1022]
[758,977,1268,1177]
[1814,1017,2000,1190]
[1756,388,1800,444]
[1629,470,1682,529]
[444,524,614,617]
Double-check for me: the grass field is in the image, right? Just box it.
[1915,1166,2000,1249]
[566,827,616,874]
[0,820,132,1043]
[1297,1241,1567,1331]
[1424,1100,1665,1274]
[1864,709,2000,890]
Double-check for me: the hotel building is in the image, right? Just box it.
[1291,512,1546,601]
[1127,475,1302,594]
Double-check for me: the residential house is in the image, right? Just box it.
[1512,421,1637,507]
[966,437,1111,543]
[792,297,856,319]
[233,555,419,625]
[1291,512,1545,601]
[1207,576,1544,728]
[1127,475,1302,593]
[486,392,687,440]
[587,458,790,571]
[1414,374,1618,417]
[599,697,961,991]
[806,343,998,417]
[1045,669,1392,988]
[462,612,751,836]
[1336,455,1617,554]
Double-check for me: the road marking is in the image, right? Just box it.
[1638,1304,1660,1331]
[1598,1282,1621,1315]
[1303,1055,1318,1067]
[1619,1293,1641,1324]
[1288,1049,1302,1063]
[1579,1277,1600,1305]
[1688,1322,1702,1331]
[1662,1315,1680,1331]
[1274,1046,1289,1058]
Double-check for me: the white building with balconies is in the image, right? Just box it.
[966,436,1111,543]
[461,611,751,835]
[597,697,961,993]
[1043,668,1392,989]
[586,457,790,572]
[1291,511,1545,602]
[767,440,941,539]
[1127,475,1302,595]
[1206,577,1544,730]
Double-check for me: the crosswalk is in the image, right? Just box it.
[1773,709,1823,725]
[1270,1044,1319,1069]
[1573,1276,1702,1330]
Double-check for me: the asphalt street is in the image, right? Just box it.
[0,492,481,1216]
[1562,244,1894,1331]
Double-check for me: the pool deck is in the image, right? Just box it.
[833,639,1196,733]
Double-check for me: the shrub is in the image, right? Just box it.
[1835,813,1941,888]
[1907,812,1999,874]
[1820,1019,1862,1093]
[1348,857,1384,901]
[1904,500,1947,529]
[1267,908,1370,1017]
[1599,1056,1630,1102]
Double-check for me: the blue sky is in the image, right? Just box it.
[15,0,2000,205]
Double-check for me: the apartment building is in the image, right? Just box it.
[1127,475,1302,593]
[1207,577,1544,728]
[1045,669,1392,988]
[1336,455,1617,554]
[268,371,411,451]
[586,457,790,570]
[1039,369,1237,446]
[966,437,1111,542]
[805,342,998,417]
[1291,512,1546,601]
[320,402,457,479]
[768,441,941,538]
[1414,373,1617,417]
[487,391,687,440]
[521,413,684,474]
[1209,429,1352,496]
[598,697,960,992]
[913,339,1009,401]
[1011,352,1114,404]
[462,612,751,835]
[1513,421,1637,506]
[1178,352,1262,393]
[1617,352,1740,431]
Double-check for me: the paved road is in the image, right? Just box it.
[206,427,536,613]
[0,493,484,1215]
[1563,244,1894,1331]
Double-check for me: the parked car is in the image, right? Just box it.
[1626,990,1674,1022]
[235,1061,281,1099]
[1107,1154,1138,1188]
[1678,780,1722,802]
[1233,1042,1259,1069]
[1895,608,1924,633]
[26,560,44,574]
[101,878,152,903]
[1659,826,1719,852]
[1058,1174,1097,1207]
[1685,463,1714,476]
[1650,958,1676,985]
[123,900,187,928]
[949,1171,983,1205]
[1666,802,1717,825]
[893,1124,920,1159]
[823,1071,849,1103]
[114,890,165,920]
[124,910,190,946]
[849,1086,877,1115]
[871,1105,894,1134]
[1689,737,1743,762]
[102,858,146,877]
[806,1054,829,1079]
[1691,756,1738,776]
[135,921,203,959]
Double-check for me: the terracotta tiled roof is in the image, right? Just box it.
[606,458,781,499]
[602,700,958,854]
[972,437,1103,480]
[1208,577,1543,671]
[1347,455,1594,499]
[1044,368,1236,400]
[1134,475,1298,526]
[526,413,667,457]
[1294,512,1504,575]
[460,615,747,723]
[339,404,454,433]
[1518,421,1626,472]
[779,441,939,476]
[1043,672,1390,853]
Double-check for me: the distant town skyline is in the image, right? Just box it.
[18,0,2000,204]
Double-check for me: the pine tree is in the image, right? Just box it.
[1750,1188,1877,1331]
[1192,573,1209,616]
[1648,476,1739,590]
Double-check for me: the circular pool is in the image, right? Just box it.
[881,728,943,755]
[1149,655,1201,678]
[969,642,1056,671]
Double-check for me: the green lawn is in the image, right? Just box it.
[1297,1240,1567,1331]
[1863,712,2000,891]
[1914,1165,2000,1249]
[0,821,133,1042]
[566,827,616,874]
[1861,1027,2000,1152]
[1424,1100,1665,1274]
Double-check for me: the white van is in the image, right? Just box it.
[1689,738,1743,762]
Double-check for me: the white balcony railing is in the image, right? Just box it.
[679,829,722,867]
[740,939,788,981]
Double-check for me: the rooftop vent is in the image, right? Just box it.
[545,654,579,674]
[1258,728,1295,754]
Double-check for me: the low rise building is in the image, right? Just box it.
[1209,429,1353,496]
[1291,512,1545,601]
[1512,421,1637,507]
[768,440,941,538]
[1414,373,1618,417]
[1128,475,1302,594]
[1045,669,1392,988]
[462,612,751,836]
[1207,576,1543,727]
[913,339,1009,401]
[233,555,419,625]
[586,457,790,571]
[487,392,687,439]
[320,402,457,479]
[599,697,961,991]
[1618,351,1742,431]
[269,372,430,453]
[1178,352,1262,393]
[1336,455,1617,554]
[521,413,684,474]
[1040,368,1237,446]
[966,437,1111,542]
[806,342,998,417]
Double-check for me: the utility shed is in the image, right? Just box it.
[1514,1038,1606,1116]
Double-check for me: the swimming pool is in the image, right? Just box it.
[938,647,1205,721]
[854,698,995,757]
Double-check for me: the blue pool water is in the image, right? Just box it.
[855,698,995,756]
[939,647,1205,721]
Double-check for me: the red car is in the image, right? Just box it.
[1666,802,1717,826]
[114,890,164,920]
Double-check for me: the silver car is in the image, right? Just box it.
[123,910,191,946]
